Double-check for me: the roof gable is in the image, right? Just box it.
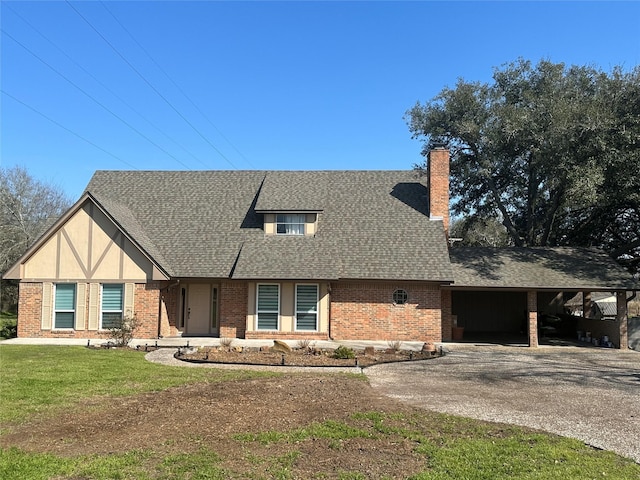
[3,193,169,281]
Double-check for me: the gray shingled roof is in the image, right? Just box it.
[449,247,636,290]
[85,170,453,282]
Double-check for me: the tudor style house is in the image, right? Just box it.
[4,149,636,348]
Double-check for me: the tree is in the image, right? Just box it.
[406,59,640,274]
[0,166,72,311]
[450,217,510,247]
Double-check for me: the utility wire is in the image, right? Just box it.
[2,29,192,169]
[65,0,238,169]
[4,3,207,168]
[100,0,255,168]
[2,90,139,169]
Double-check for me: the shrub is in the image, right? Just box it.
[220,337,234,348]
[0,317,17,339]
[387,340,402,352]
[332,345,355,359]
[296,339,316,352]
[107,315,140,347]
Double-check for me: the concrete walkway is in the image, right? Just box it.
[0,336,429,351]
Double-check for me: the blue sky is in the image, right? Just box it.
[2,1,639,199]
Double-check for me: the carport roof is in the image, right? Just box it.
[449,247,637,291]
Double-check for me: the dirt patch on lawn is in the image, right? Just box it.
[1,373,436,477]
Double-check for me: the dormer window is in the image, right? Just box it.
[276,214,305,235]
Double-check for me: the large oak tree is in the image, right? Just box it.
[407,58,640,274]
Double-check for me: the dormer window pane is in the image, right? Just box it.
[276,214,305,235]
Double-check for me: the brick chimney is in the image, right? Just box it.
[428,147,450,235]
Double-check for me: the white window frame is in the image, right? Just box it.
[256,283,280,330]
[275,214,305,235]
[295,283,319,332]
[100,283,124,330]
[53,283,76,330]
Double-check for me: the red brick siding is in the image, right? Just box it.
[429,148,450,235]
[330,282,442,342]
[17,282,42,338]
[134,282,160,338]
[16,281,159,339]
[441,289,452,341]
[219,281,248,338]
[245,331,328,340]
[159,283,180,337]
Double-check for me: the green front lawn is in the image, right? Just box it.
[0,345,275,423]
[0,345,638,479]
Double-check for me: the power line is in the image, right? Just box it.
[100,0,255,168]
[2,29,192,170]
[65,0,239,169]
[2,90,139,170]
[4,3,208,169]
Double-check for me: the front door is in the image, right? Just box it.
[186,284,218,336]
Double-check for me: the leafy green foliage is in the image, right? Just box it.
[407,59,640,274]
[0,312,17,339]
[332,345,356,359]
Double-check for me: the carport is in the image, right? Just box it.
[443,247,637,348]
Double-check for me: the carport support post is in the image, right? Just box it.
[527,291,538,347]
[617,291,628,350]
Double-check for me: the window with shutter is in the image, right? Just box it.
[54,284,76,329]
[101,284,123,329]
[256,284,279,330]
[295,284,318,331]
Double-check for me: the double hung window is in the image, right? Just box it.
[101,284,124,329]
[257,284,279,330]
[54,284,75,329]
[276,214,305,235]
[295,285,318,331]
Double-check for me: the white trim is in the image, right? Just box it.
[294,283,319,332]
[275,214,305,236]
[256,283,280,330]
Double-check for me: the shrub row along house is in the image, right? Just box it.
[4,149,636,347]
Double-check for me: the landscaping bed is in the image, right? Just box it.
[176,343,442,367]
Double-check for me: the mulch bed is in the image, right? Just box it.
[176,345,441,367]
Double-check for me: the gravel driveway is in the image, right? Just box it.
[365,347,640,463]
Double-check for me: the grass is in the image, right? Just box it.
[0,345,276,423]
[0,345,638,479]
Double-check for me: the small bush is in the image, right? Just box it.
[387,340,402,352]
[0,317,17,339]
[220,337,234,348]
[332,345,355,359]
[296,339,316,352]
[107,315,140,347]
